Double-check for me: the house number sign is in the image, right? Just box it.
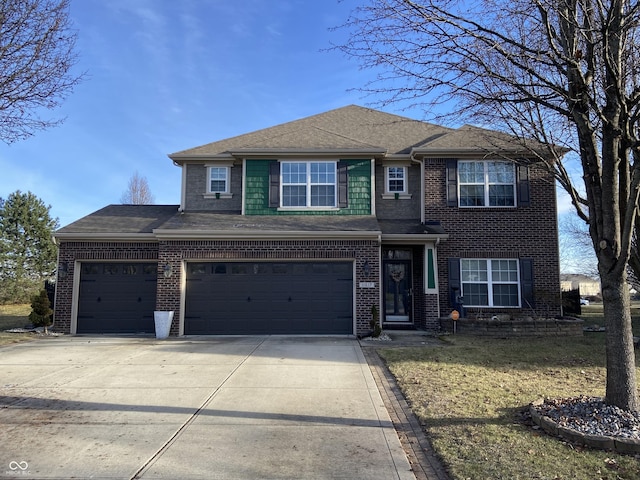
[359,282,375,288]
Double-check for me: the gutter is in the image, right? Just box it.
[381,233,449,244]
[170,148,388,164]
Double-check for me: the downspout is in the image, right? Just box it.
[175,161,186,212]
[50,234,59,331]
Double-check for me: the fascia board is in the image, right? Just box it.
[412,148,534,158]
[381,233,449,244]
[229,148,387,158]
[170,149,388,163]
[169,153,235,164]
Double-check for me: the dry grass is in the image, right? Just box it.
[0,304,35,345]
[379,333,640,480]
[579,302,640,335]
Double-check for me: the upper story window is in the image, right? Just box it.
[461,258,520,307]
[458,161,515,207]
[386,166,406,193]
[208,166,229,194]
[281,161,337,208]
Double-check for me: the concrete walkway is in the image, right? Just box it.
[0,336,415,479]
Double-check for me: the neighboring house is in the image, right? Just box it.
[560,274,601,297]
[53,105,561,337]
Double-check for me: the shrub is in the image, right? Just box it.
[28,289,53,333]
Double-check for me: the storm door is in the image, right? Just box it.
[383,249,413,323]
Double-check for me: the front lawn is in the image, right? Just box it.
[379,334,640,480]
[0,304,35,345]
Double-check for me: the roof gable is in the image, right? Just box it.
[170,105,452,160]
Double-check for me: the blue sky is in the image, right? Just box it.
[0,0,586,269]
[0,0,376,227]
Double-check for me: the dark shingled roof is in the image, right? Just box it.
[55,207,449,240]
[56,205,180,234]
[157,211,381,233]
[377,220,447,236]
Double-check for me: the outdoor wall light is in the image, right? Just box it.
[363,260,371,277]
[58,261,68,279]
[163,263,173,278]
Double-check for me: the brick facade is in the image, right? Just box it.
[55,239,380,337]
[54,242,159,333]
[424,159,561,319]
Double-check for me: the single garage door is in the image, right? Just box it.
[77,262,157,334]
[185,261,353,335]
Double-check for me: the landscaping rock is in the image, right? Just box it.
[530,396,640,453]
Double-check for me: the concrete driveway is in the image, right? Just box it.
[0,336,414,479]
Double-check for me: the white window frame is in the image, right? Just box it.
[458,160,516,207]
[280,160,338,209]
[386,166,407,194]
[204,164,233,198]
[461,258,521,307]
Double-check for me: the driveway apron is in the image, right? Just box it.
[0,336,414,479]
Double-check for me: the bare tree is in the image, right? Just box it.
[337,0,640,411]
[0,0,83,143]
[559,213,598,276]
[120,172,155,205]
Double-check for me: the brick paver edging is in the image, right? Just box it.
[529,398,640,454]
[361,347,451,480]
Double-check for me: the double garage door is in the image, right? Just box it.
[77,261,353,335]
[185,261,353,335]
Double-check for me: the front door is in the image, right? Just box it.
[383,259,412,323]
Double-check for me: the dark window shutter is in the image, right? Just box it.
[520,258,535,308]
[269,161,280,208]
[446,159,458,207]
[448,258,461,307]
[338,160,348,208]
[517,165,530,207]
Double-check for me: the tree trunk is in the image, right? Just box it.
[600,267,639,412]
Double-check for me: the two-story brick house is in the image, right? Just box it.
[52,105,561,337]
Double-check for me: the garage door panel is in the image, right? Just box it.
[77,263,157,334]
[185,262,353,335]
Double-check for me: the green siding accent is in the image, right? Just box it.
[244,159,371,215]
[427,248,436,290]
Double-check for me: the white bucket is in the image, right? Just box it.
[153,311,174,339]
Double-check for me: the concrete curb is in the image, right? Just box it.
[361,347,451,480]
[529,399,640,454]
